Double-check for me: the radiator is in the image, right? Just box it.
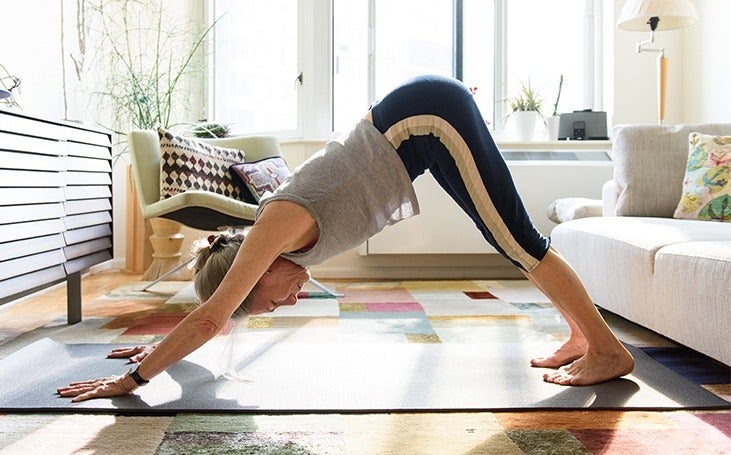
[365,150,613,255]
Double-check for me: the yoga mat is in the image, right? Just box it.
[0,338,727,414]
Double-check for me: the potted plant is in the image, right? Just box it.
[86,0,219,161]
[84,0,220,275]
[186,122,232,139]
[544,74,563,140]
[507,80,542,141]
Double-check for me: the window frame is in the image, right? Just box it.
[207,0,603,140]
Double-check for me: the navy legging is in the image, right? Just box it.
[368,75,549,272]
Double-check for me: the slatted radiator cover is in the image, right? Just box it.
[0,109,113,323]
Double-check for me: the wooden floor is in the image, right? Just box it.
[0,271,145,341]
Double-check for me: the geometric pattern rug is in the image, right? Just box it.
[0,278,729,454]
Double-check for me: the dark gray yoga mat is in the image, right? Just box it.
[0,338,727,414]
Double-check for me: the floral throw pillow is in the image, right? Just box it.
[673,132,731,221]
[158,127,245,200]
[230,157,291,204]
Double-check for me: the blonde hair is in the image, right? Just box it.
[192,232,253,318]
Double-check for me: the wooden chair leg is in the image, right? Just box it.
[142,218,192,282]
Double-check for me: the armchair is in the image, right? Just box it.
[129,131,279,230]
[127,130,340,297]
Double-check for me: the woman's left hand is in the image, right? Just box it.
[57,375,137,402]
[107,344,157,363]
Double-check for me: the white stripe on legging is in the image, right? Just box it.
[382,114,540,271]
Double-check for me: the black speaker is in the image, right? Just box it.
[558,110,608,140]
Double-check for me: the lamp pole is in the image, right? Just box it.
[634,16,668,125]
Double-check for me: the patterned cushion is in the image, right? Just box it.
[158,127,245,200]
[673,132,731,221]
[230,157,291,203]
[611,124,731,217]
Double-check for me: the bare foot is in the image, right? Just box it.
[531,336,588,369]
[542,344,635,386]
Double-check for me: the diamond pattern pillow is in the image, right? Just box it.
[230,157,291,203]
[673,132,731,221]
[158,127,245,200]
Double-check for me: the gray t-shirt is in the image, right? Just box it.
[257,119,420,267]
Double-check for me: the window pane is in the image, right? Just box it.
[213,0,298,134]
[463,0,495,127]
[373,0,453,98]
[333,0,369,132]
[333,0,453,131]
[506,0,586,117]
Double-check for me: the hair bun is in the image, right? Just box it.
[208,234,229,253]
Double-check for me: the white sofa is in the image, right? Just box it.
[551,123,731,366]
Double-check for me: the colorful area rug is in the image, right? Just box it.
[0,281,727,413]
[0,279,729,454]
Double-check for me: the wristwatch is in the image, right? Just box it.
[127,363,149,386]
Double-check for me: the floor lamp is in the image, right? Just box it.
[617,0,698,124]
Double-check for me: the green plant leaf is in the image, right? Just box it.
[508,80,543,114]
[88,0,221,138]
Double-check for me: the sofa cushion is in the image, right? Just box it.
[653,241,731,365]
[611,124,731,217]
[673,133,731,222]
[553,216,731,266]
[550,216,731,325]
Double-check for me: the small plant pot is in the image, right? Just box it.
[512,111,540,141]
[544,115,560,141]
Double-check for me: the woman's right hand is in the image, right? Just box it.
[57,374,137,402]
[107,344,157,363]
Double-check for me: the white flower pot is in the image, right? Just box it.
[512,111,540,141]
[544,115,560,141]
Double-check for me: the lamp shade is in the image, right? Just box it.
[0,89,11,100]
[617,0,698,31]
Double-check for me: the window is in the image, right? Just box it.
[333,0,456,131]
[211,0,600,139]
[461,0,495,127]
[212,0,299,136]
[501,0,593,120]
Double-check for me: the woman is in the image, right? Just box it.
[58,76,633,402]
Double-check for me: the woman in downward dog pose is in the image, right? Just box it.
[58,75,633,402]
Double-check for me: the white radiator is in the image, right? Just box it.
[365,152,613,255]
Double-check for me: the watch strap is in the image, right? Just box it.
[128,363,149,386]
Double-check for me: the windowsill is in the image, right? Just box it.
[496,140,611,150]
[284,138,611,148]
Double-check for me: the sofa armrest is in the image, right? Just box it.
[602,180,617,216]
[547,197,603,224]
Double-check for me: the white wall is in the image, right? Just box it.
[1,0,728,278]
[607,0,731,125]
[1,1,130,264]
[2,2,66,119]
[1,0,207,264]
[681,0,731,123]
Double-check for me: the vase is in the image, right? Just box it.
[512,111,540,141]
[544,115,560,141]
